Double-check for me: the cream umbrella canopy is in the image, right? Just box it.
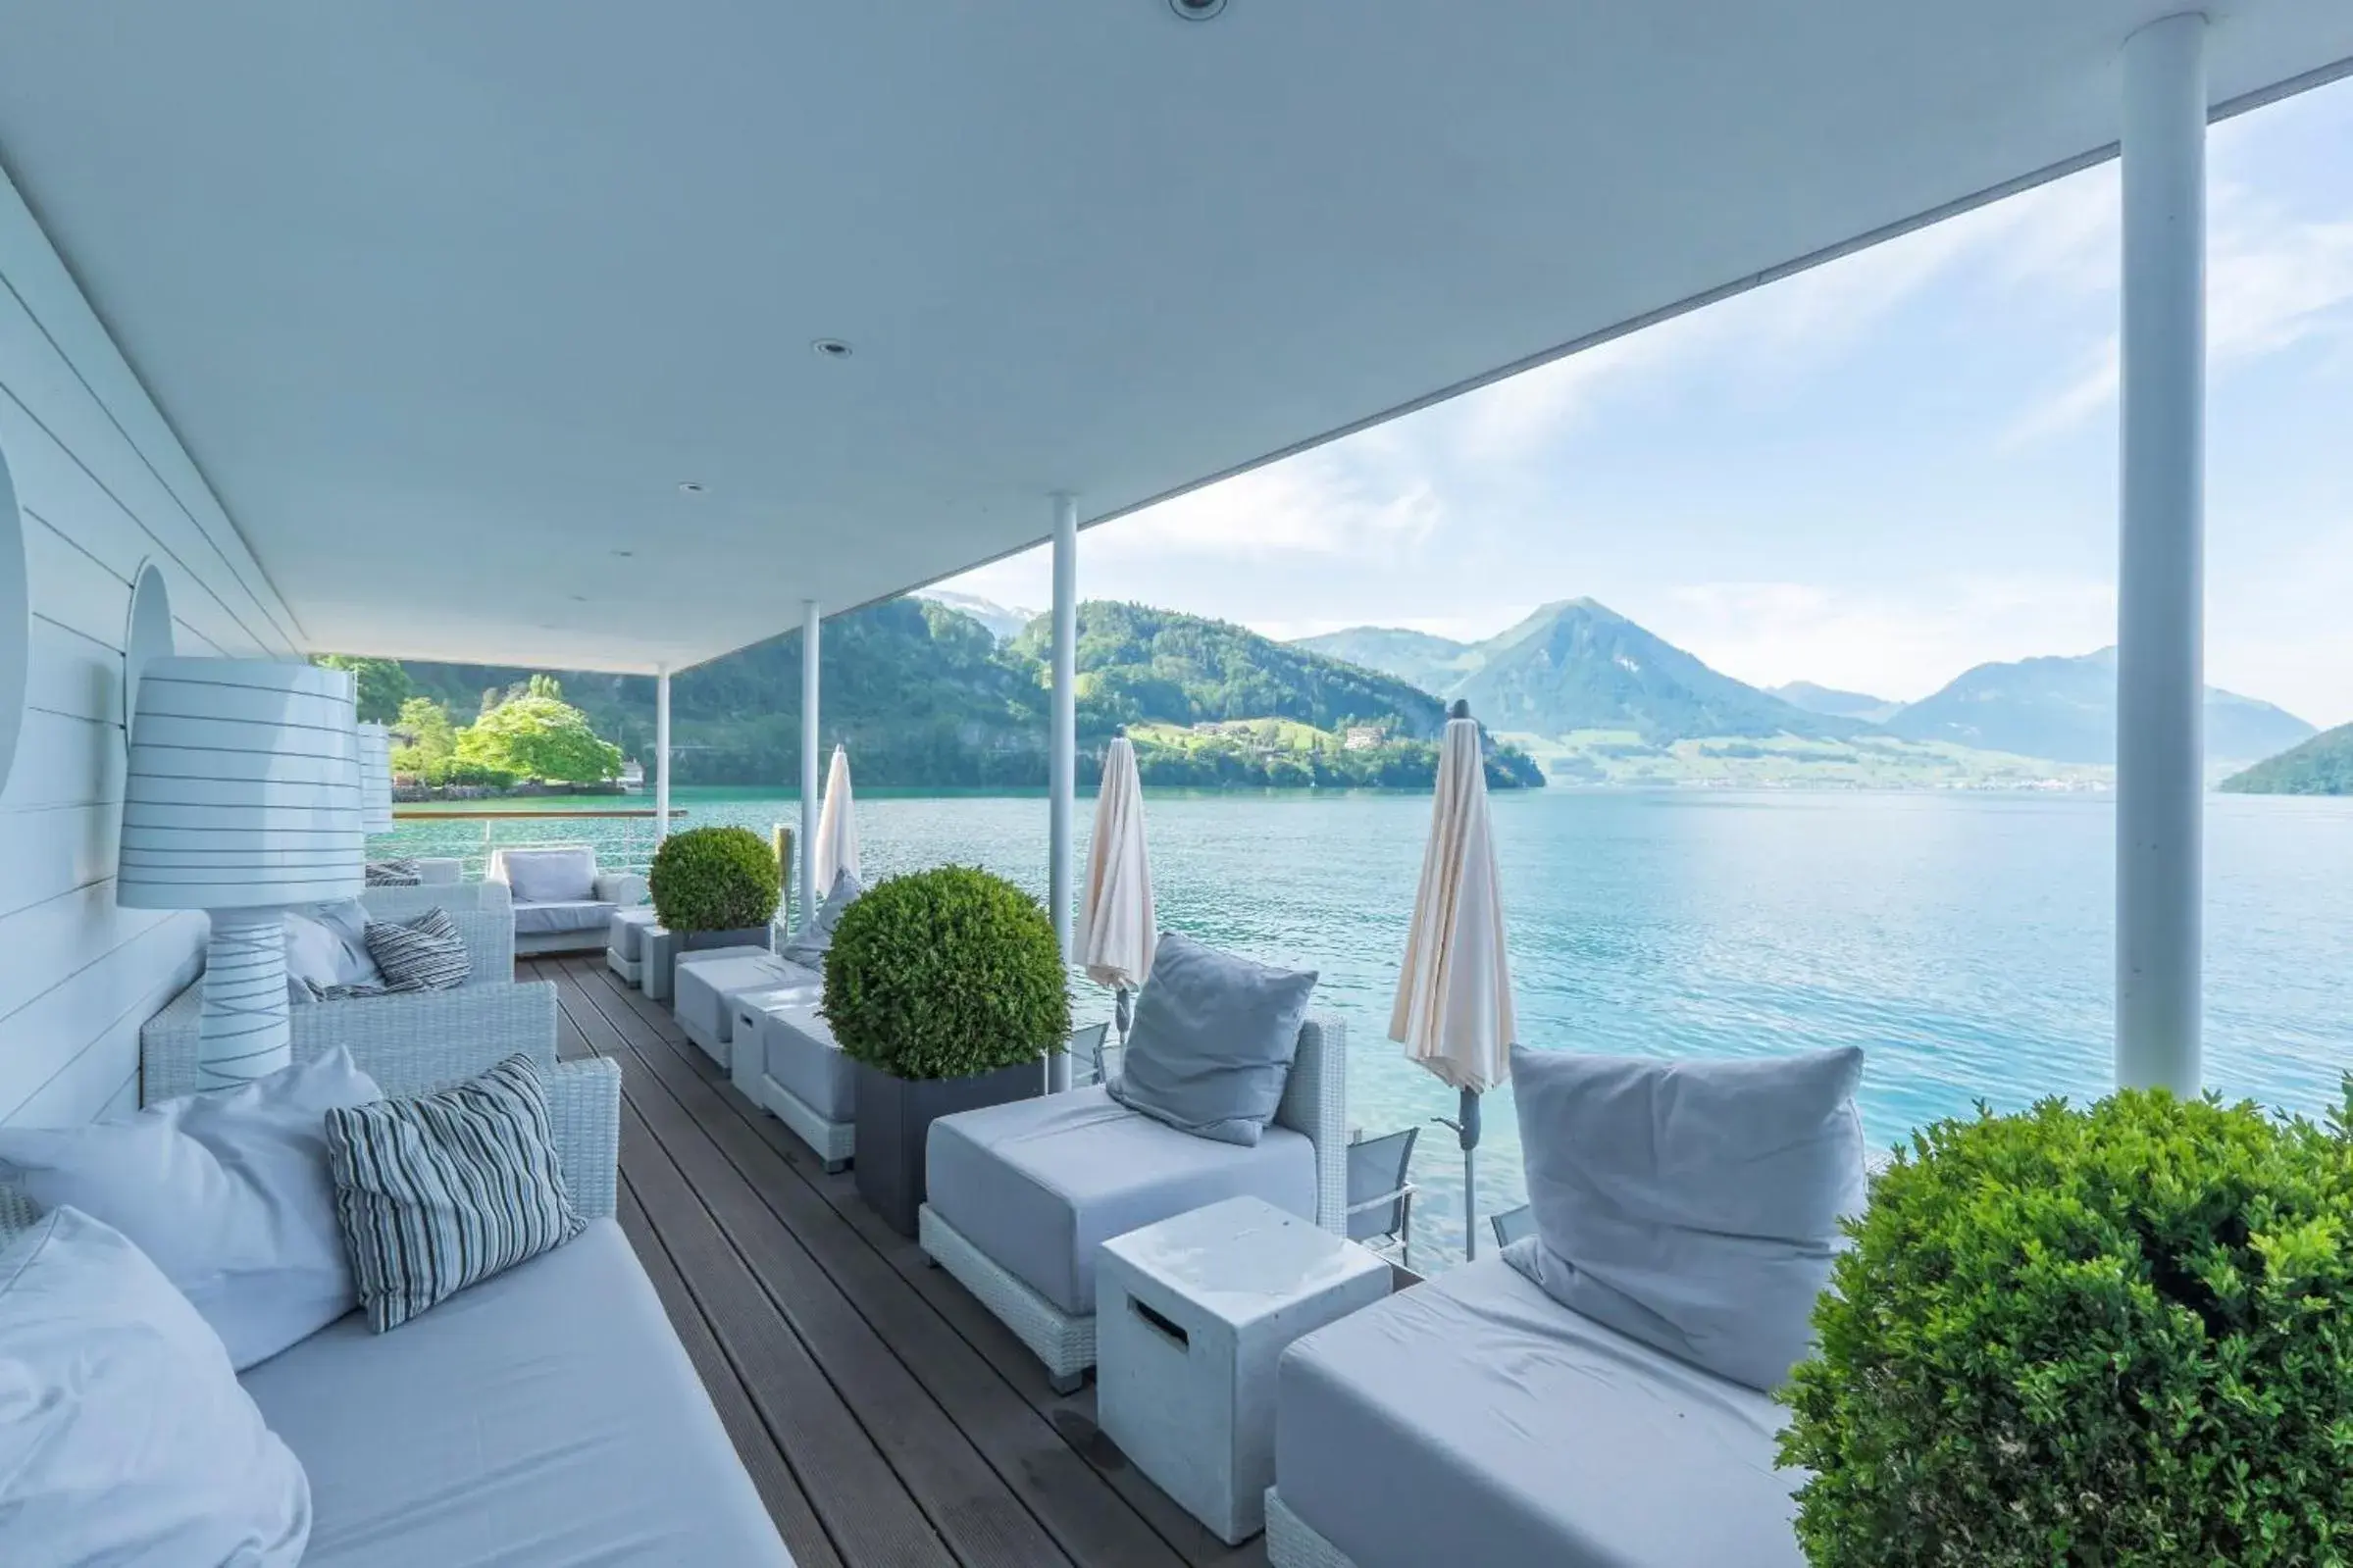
[1079,733,1156,1052]
[813,743,860,892]
[1391,699,1518,1259]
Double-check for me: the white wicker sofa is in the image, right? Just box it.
[488,845,650,957]
[919,1016,1348,1393]
[138,905,556,1105]
[0,1039,793,1567]
[362,880,512,919]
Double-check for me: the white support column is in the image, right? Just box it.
[799,599,822,929]
[1049,493,1079,1094]
[653,666,672,846]
[2116,12,2206,1095]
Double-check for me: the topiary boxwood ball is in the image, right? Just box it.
[823,865,1069,1082]
[648,825,780,934]
[1780,1087,2353,1568]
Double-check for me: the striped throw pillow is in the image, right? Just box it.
[363,906,470,990]
[364,858,423,886]
[323,1054,584,1331]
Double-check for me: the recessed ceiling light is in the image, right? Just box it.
[1169,0,1226,18]
[678,481,705,495]
[810,338,852,359]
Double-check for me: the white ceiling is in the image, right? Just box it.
[0,3,2347,673]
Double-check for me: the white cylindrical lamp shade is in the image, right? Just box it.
[119,658,366,911]
[357,721,394,835]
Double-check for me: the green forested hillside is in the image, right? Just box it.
[2220,724,2353,795]
[1014,601,1452,738]
[1293,626,1481,697]
[382,598,1539,790]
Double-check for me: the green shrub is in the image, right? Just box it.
[648,826,779,933]
[823,866,1068,1082]
[1781,1087,2353,1568]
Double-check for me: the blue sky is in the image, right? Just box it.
[943,76,2353,728]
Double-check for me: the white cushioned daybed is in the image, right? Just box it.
[920,1014,1347,1392]
[488,845,649,957]
[731,992,854,1172]
[0,1037,792,1567]
[672,947,815,1071]
[1265,1253,1803,1568]
[1267,1043,1863,1568]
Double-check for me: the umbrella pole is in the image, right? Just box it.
[1460,1087,1481,1261]
[1436,1087,1483,1262]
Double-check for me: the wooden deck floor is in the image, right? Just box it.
[524,954,1265,1568]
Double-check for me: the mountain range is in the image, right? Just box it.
[1300,602,2317,770]
[385,599,1540,791]
[912,589,1038,644]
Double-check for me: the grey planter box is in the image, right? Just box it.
[855,1059,1040,1238]
[643,925,773,1002]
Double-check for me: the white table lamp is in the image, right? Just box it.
[119,658,363,1087]
[358,720,394,835]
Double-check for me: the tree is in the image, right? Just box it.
[454,692,625,784]
[388,696,456,777]
[313,654,414,725]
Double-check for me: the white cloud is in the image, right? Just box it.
[2004,176,2353,441]
[1655,577,2119,701]
[1101,449,1441,564]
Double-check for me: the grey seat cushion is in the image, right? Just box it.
[1276,1256,1802,1568]
[514,899,621,936]
[239,1219,791,1567]
[927,1086,1315,1316]
[757,1002,853,1120]
[1508,1043,1866,1391]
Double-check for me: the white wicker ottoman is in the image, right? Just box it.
[606,908,661,986]
[730,990,852,1171]
[671,948,795,1070]
[1098,1196,1389,1544]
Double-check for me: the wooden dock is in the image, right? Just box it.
[525,954,1265,1568]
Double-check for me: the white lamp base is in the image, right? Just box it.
[199,911,291,1089]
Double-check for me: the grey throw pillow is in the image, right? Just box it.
[1108,931,1317,1146]
[1503,1043,1866,1391]
[323,1053,584,1332]
[778,869,863,969]
[363,906,471,990]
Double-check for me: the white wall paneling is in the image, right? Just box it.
[0,161,301,1127]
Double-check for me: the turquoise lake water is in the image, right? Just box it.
[383,787,2353,1266]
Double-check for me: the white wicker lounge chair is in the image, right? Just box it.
[486,845,649,957]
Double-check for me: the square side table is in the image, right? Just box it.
[1097,1195,1390,1544]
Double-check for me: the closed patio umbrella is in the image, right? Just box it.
[1079,733,1156,1053]
[814,743,860,890]
[1391,699,1517,1260]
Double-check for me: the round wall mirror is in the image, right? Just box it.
[124,561,177,736]
[0,442,25,793]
